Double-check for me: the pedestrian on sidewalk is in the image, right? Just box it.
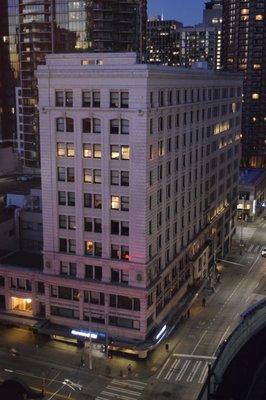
[165,343,169,352]
[202,297,206,307]
[187,309,190,319]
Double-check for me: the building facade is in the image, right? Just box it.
[222,0,266,168]
[146,18,183,66]
[3,0,147,170]
[0,53,242,352]
[0,0,17,145]
[147,2,222,70]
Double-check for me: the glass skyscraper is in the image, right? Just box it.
[3,0,147,169]
[222,0,266,168]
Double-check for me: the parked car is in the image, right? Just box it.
[261,247,266,257]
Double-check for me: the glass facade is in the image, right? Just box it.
[222,0,266,168]
[3,0,147,168]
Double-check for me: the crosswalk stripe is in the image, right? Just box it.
[102,390,137,400]
[247,244,253,252]
[96,397,110,400]
[254,245,260,252]
[186,361,202,382]
[165,359,180,381]
[125,380,147,386]
[156,358,170,379]
[175,360,191,381]
[198,362,208,384]
[106,386,141,396]
[111,380,146,390]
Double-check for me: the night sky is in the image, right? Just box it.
[148,0,205,26]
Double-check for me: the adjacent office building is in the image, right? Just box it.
[147,1,222,69]
[0,53,242,353]
[222,0,266,168]
[4,0,147,169]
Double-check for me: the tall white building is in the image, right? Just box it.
[26,52,242,352]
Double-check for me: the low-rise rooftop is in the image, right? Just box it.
[0,251,43,271]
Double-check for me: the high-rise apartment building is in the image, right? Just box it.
[9,52,241,349]
[4,0,147,169]
[222,0,266,168]
[0,0,16,145]
[147,2,222,70]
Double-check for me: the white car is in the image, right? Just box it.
[261,247,266,257]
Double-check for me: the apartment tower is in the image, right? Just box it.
[222,0,266,168]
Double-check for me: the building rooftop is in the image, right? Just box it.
[239,169,266,186]
[0,251,43,271]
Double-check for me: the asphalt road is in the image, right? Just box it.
[0,218,265,400]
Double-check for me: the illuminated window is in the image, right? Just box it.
[93,144,101,159]
[57,142,65,157]
[84,168,92,183]
[252,93,259,100]
[83,143,92,158]
[121,146,130,160]
[11,297,32,313]
[253,64,261,70]
[255,15,263,21]
[85,241,93,255]
[110,145,119,160]
[241,9,249,15]
[111,196,120,210]
[66,143,74,157]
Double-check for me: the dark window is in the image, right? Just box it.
[84,193,92,208]
[55,91,64,107]
[83,118,91,133]
[92,91,100,107]
[67,192,75,206]
[65,91,73,107]
[58,191,66,205]
[82,91,91,107]
[59,238,67,252]
[111,220,119,235]
[66,118,74,132]
[121,171,129,186]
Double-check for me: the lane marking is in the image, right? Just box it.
[187,361,202,383]
[198,362,209,384]
[248,253,261,273]
[191,330,208,354]
[173,354,216,360]
[175,360,191,381]
[156,357,170,379]
[46,371,61,388]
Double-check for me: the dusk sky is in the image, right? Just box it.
[148,0,205,26]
